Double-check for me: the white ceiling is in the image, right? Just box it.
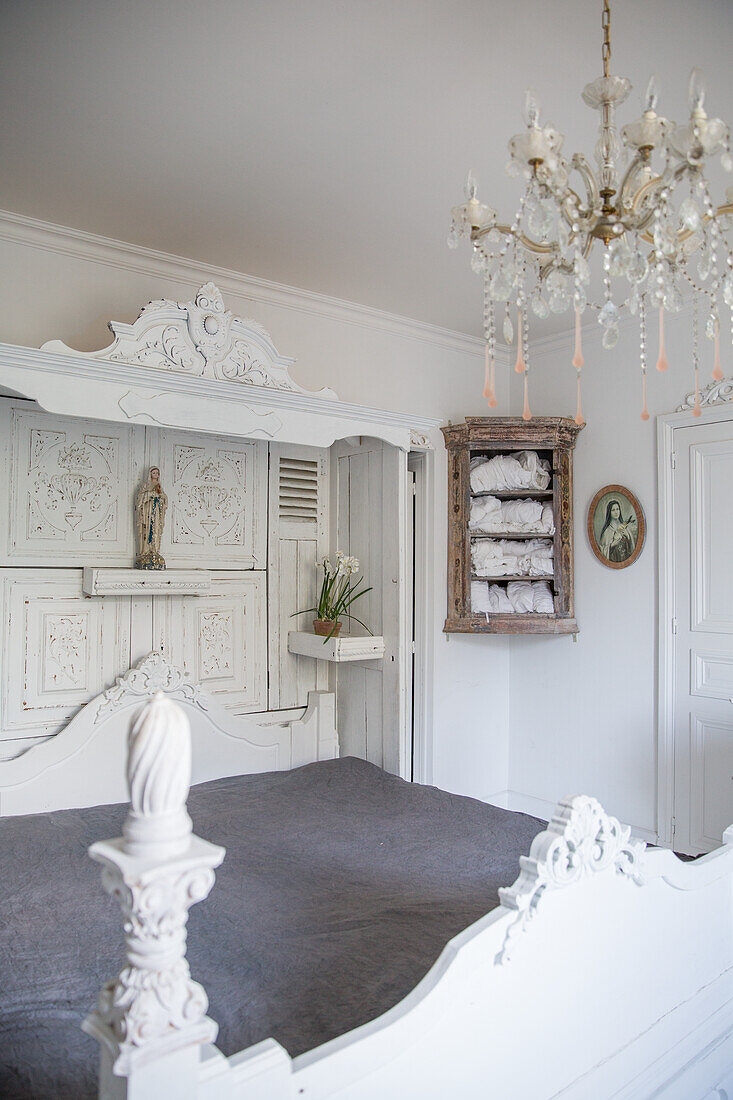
[0,0,731,337]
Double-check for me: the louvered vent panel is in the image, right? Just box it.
[279,457,319,522]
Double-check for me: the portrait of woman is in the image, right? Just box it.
[587,485,645,569]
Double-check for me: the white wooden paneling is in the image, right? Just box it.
[267,442,329,710]
[0,568,131,745]
[0,397,143,566]
[149,429,267,569]
[335,439,407,776]
[154,572,267,712]
[691,716,733,851]
[691,651,733,700]
[691,442,733,633]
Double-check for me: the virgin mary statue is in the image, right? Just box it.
[135,466,168,569]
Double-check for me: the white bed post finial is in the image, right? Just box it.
[123,691,193,858]
[83,695,225,1099]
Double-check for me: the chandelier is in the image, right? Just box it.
[448,0,733,423]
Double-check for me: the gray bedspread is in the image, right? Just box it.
[0,756,544,1099]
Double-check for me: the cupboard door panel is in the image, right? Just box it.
[148,430,267,568]
[0,399,143,566]
[0,568,131,745]
[268,443,329,709]
[154,572,266,712]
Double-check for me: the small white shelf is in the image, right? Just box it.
[288,630,385,663]
[82,568,212,596]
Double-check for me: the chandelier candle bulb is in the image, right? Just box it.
[656,307,669,372]
[713,319,724,381]
[693,366,702,417]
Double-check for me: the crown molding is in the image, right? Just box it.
[0,208,487,360]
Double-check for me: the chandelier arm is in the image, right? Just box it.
[472,223,555,256]
[568,154,601,221]
[618,153,655,213]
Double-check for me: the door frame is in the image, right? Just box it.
[407,448,432,785]
[657,403,733,847]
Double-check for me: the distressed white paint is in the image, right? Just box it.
[0,654,337,815]
[0,215,512,805]
[287,631,385,662]
[155,573,267,713]
[267,442,330,711]
[334,438,408,776]
[83,568,212,596]
[0,397,144,566]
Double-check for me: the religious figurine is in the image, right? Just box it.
[135,466,168,569]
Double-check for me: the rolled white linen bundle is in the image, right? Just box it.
[470,495,555,535]
[471,579,555,614]
[470,450,551,493]
[471,537,553,578]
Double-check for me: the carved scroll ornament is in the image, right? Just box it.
[42,281,337,400]
[496,795,646,965]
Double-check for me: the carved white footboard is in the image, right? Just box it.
[87,696,733,1100]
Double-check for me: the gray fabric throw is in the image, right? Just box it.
[0,756,544,1099]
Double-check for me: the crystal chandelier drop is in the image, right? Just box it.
[448,0,733,423]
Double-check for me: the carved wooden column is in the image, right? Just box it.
[83,693,225,1099]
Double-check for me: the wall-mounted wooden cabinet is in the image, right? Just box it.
[442,417,582,635]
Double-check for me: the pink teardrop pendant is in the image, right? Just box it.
[522,374,532,421]
[514,310,526,374]
[712,319,724,381]
[640,372,650,421]
[572,306,584,369]
[574,370,585,427]
[693,366,702,417]
[656,306,669,372]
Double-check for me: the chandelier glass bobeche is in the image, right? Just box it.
[448,0,733,423]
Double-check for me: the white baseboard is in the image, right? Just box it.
[484,788,658,844]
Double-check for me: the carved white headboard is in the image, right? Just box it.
[0,654,338,816]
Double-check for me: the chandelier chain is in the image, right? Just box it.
[602,0,611,79]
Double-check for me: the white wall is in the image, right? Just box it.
[0,212,511,803]
[504,308,701,838]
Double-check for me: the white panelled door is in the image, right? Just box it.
[672,416,733,853]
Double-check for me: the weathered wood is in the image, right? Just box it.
[442,417,582,635]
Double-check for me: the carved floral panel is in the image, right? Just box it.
[1,401,143,566]
[150,430,267,568]
[153,572,266,712]
[0,569,131,744]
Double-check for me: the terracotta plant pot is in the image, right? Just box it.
[313,619,342,637]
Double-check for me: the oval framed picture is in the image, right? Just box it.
[587,484,646,569]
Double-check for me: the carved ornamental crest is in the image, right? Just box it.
[42,282,337,399]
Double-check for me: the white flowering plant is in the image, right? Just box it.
[291,550,372,641]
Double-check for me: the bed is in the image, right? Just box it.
[2,657,733,1100]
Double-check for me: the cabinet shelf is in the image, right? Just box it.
[471,574,555,583]
[287,631,385,663]
[471,489,554,499]
[470,532,554,540]
[82,568,212,596]
[443,417,582,636]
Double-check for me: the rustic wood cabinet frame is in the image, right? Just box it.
[441,417,582,635]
